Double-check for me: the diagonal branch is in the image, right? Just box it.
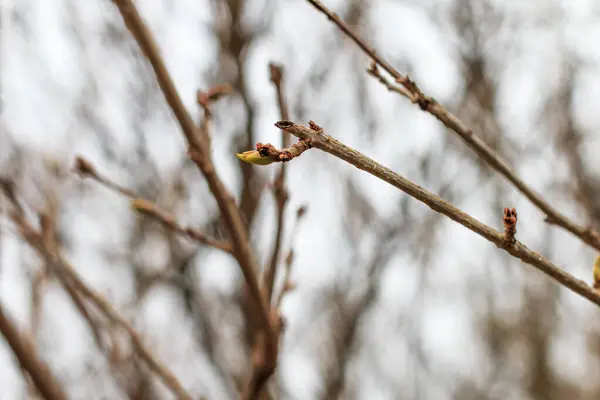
[0,301,67,400]
[0,179,194,400]
[26,230,194,400]
[305,0,600,252]
[109,0,277,396]
[274,120,600,307]
[73,156,232,254]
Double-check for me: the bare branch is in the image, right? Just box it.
[1,180,194,400]
[275,250,297,310]
[305,0,600,252]
[74,156,233,254]
[108,1,277,396]
[275,206,306,310]
[274,120,600,307]
[263,63,292,304]
[0,301,67,400]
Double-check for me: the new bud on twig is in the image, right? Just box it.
[593,256,600,290]
[236,150,275,166]
[503,207,518,245]
[236,140,312,166]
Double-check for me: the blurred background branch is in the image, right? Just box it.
[1,0,600,399]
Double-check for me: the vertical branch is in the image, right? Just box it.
[263,63,291,303]
[108,1,278,396]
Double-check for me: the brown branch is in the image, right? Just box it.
[40,211,107,352]
[31,237,194,400]
[262,172,288,303]
[248,206,306,400]
[73,156,232,254]
[275,250,297,310]
[269,63,291,136]
[366,61,414,99]
[197,84,233,136]
[108,1,277,396]
[275,206,306,309]
[305,0,600,252]
[131,199,233,254]
[263,63,291,304]
[72,157,136,198]
[0,301,67,400]
[274,120,600,307]
[1,181,194,400]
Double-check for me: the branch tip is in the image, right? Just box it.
[503,207,518,244]
[275,121,294,129]
[296,206,308,219]
[308,120,323,132]
[269,63,284,85]
[73,156,98,178]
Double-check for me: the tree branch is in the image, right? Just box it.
[274,120,600,307]
[109,1,277,396]
[263,63,291,304]
[0,301,67,400]
[0,179,194,400]
[73,156,232,254]
[305,0,600,252]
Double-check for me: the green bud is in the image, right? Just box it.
[236,150,274,166]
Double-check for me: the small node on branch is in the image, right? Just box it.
[395,75,431,110]
[197,84,233,106]
[367,60,378,75]
[308,120,322,132]
[269,63,284,86]
[73,156,98,179]
[296,205,307,219]
[503,207,518,245]
[197,84,233,121]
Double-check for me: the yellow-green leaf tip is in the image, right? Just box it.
[235,150,274,166]
[593,255,600,288]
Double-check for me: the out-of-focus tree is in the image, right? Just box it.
[1,0,600,399]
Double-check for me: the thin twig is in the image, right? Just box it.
[131,199,233,253]
[274,120,600,307]
[40,210,107,351]
[33,238,194,400]
[274,206,306,309]
[0,301,67,400]
[245,63,294,400]
[73,156,232,254]
[0,181,194,400]
[275,251,297,310]
[367,61,414,99]
[263,63,291,303]
[108,1,277,396]
[305,0,600,252]
[197,84,233,144]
